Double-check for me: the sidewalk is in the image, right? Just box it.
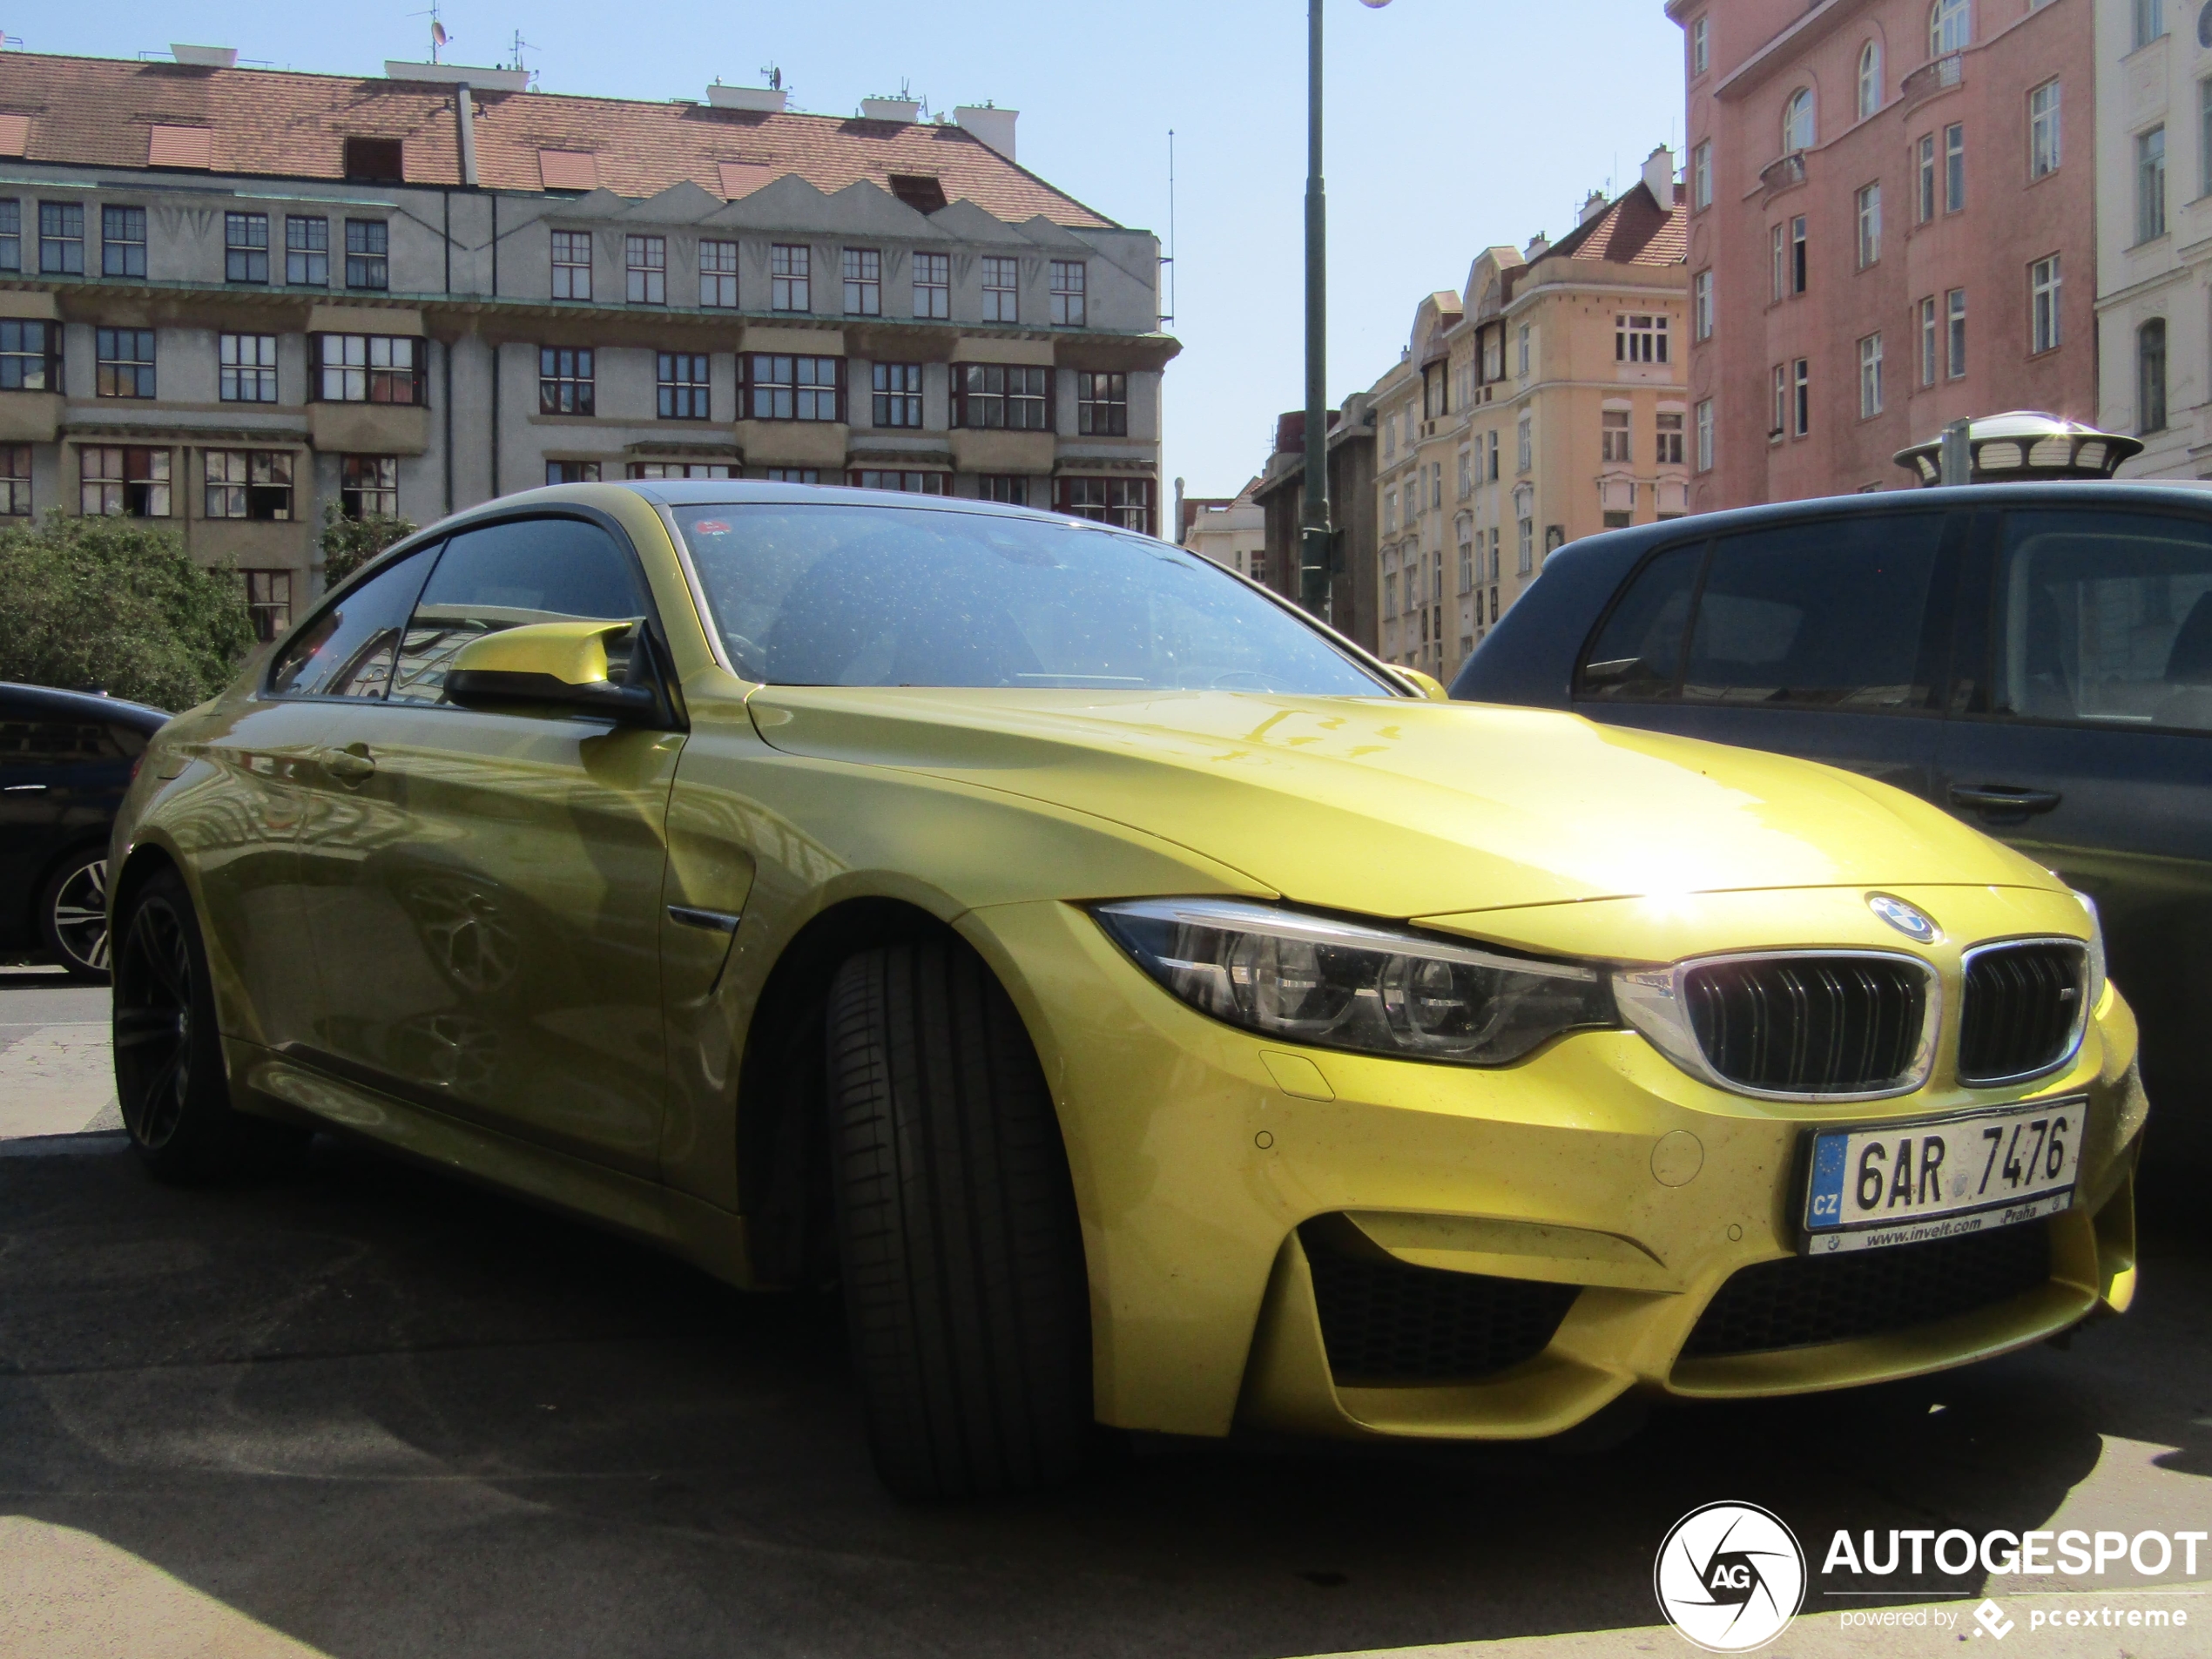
[0,1019,118,1139]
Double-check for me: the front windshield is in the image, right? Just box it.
[671,502,1395,695]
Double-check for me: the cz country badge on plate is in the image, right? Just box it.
[1800,1097,2083,1255]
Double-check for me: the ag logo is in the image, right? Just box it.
[1653,1501,1806,1652]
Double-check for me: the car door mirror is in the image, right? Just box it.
[443,619,662,724]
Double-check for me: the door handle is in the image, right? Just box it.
[320,745,376,782]
[2,783,46,792]
[1950,784,2062,815]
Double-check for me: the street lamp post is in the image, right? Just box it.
[1300,0,1389,618]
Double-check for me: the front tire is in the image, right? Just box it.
[37,849,111,982]
[112,867,306,1183]
[826,939,1092,1498]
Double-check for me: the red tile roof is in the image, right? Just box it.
[1540,180,1687,269]
[0,52,1117,229]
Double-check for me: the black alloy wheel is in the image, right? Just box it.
[111,868,306,1182]
[37,851,111,982]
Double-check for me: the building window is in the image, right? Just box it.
[1858,40,1884,119]
[102,206,146,278]
[1790,216,1807,293]
[241,570,293,643]
[1516,324,1531,377]
[978,475,1028,504]
[219,333,279,402]
[2139,319,2168,433]
[95,327,155,399]
[2138,126,2168,243]
[1056,475,1151,532]
[1916,135,1937,223]
[344,219,388,290]
[1689,270,1712,342]
[1076,371,1127,435]
[871,361,923,427]
[1049,260,1086,326]
[1691,142,1712,211]
[0,443,30,515]
[551,230,591,300]
[1783,88,1814,154]
[204,449,294,520]
[38,201,84,274]
[1944,124,1966,212]
[1383,569,1398,620]
[625,234,666,305]
[1858,334,1884,417]
[1771,364,1788,435]
[2202,81,2212,201]
[340,455,398,518]
[699,239,738,307]
[913,252,949,319]
[1695,399,1714,472]
[1918,296,1939,385]
[2029,80,2061,179]
[1793,358,1811,435]
[1516,414,1531,471]
[771,244,811,312]
[1770,222,1786,301]
[626,462,732,480]
[1656,410,1685,464]
[1602,408,1631,462]
[287,215,328,286]
[546,461,602,484]
[0,200,17,273]
[0,319,59,391]
[2134,0,2166,51]
[342,138,404,183]
[1517,514,1534,575]
[852,469,950,495]
[79,446,169,516]
[314,334,424,403]
[1856,184,1880,268]
[843,247,881,316]
[1946,288,1967,378]
[954,362,1049,429]
[1931,0,1970,57]
[981,256,1019,323]
[224,212,268,283]
[764,469,819,484]
[745,353,841,421]
[658,352,711,421]
[1690,14,1709,75]
[1616,314,1668,363]
[2030,255,2062,354]
[539,347,595,415]
[1458,529,1474,591]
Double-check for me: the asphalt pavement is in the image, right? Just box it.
[2,967,2208,1659]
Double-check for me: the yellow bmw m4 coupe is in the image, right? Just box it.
[110,482,2143,1496]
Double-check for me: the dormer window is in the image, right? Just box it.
[342,137,404,183]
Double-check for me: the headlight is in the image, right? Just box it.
[1091,897,1615,1066]
[2073,889,2107,1008]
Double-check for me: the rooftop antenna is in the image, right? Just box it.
[408,3,449,64]
[1159,128,1177,327]
[507,29,537,78]
[760,64,783,92]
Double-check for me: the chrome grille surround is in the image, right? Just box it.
[1957,936,2091,1087]
[1615,948,1942,1103]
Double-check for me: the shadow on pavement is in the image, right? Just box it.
[1,1136,2205,1659]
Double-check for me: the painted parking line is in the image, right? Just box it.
[0,1023,120,1139]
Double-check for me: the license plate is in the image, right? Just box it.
[1800,1097,2084,1255]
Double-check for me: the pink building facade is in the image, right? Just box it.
[1671,0,2097,509]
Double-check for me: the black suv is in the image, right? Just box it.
[0,683,170,980]
[1455,482,2211,1155]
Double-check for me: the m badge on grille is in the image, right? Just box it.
[1867,894,1939,943]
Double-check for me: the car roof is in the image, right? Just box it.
[0,682,169,724]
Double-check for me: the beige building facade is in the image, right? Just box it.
[1372,152,1689,678]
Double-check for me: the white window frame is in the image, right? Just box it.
[2030,254,2061,354]
[1695,398,1715,472]
[2029,80,2061,179]
[1693,269,1714,340]
[1858,334,1884,418]
[1858,40,1883,120]
[1856,183,1881,268]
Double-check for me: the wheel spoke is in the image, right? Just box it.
[141,1044,187,1143]
[114,1007,184,1050]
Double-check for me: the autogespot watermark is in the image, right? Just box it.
[1656,1507,2203,1649]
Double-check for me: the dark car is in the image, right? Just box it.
[1453,481,2212,1157]
[0,683,169,980]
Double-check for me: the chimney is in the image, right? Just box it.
[1525,232,1550,260]
[860,97,921,123]
[1642,144,1676,202]
[954,104,1018,160]
[171,44,239,69]
[705,84,789,112]
[454,85,480,187]
[1579,189,1608,226]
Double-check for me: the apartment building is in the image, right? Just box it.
[1249,401,1380,652]
[1176,476,1265,578]
[0,49,1173,637]
[2096,0,2211,472]
[1672,0,2094,508]
[1368,153,1688,678]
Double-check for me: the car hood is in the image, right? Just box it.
[745,687,2058,920]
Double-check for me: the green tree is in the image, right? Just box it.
[319,500,417,587]
[0,513,256,711]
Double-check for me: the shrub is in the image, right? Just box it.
[319,500,417,587]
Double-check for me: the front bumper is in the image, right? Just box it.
[961,894,2145,1442]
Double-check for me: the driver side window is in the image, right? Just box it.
[388,516,656,705]
[267,544,438,700]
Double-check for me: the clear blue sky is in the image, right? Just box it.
[41,3,1686,501]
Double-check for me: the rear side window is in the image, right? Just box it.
[268,545,438,700]
[0,719,129,765]
[1988,511,2212,732]
[388,516,653,705]
[1578,513,1951,711]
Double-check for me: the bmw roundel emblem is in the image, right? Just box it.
[1867,893,1940,943]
